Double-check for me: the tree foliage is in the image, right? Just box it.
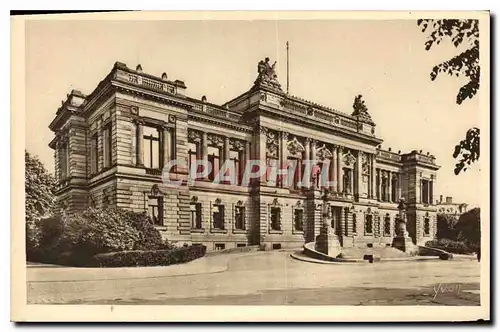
[417,19,480,174]
[436,213,459,239]
[455,207,481,248]
[25,150,57,223]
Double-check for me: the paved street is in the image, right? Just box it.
[27,251,481,305]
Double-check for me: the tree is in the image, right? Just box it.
[417,19,480,175]
[25,151,56,223]
[436,213,459,240]
[25,151,57,250]
[455,207,481,248]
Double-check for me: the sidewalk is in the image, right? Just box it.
[27,254,230,283]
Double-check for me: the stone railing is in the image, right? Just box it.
[401,153,436,165]
[280,98,366,134]
[115,69,177,95]
[377,150,402,162]
[190,103,242,122]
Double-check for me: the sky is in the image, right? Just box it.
[25,19,482,207]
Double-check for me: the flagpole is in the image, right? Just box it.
[286,41,290,95]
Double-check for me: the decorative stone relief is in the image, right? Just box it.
[188,129,202,143]
[316,144,333,161]
[287,137,305,158]
[266,129,279,158]
[229,138,245,151]
[207,133,224,147]
[343,150,356,168]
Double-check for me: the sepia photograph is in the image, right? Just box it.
[11,10,490,322]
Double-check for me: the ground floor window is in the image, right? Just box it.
[384,215,391,236]
[190,202,203,229]
[364,214,373,234]
[424,217,430,235]
[294,208,304,231]
[212,199,225,229]
[270,207,281,231]
[235,205,245,230]
[148,196,164,226]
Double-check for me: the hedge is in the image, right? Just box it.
[91,244,207,267]
[425,239,475,255]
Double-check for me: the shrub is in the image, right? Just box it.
[58,208,140,256]
[425,238,474,254]
[92,244,207,267]
[117,210,164,250]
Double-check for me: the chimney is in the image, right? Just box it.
[446,196,453,204]
[439,195,443,203]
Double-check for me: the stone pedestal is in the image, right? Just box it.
[315,224,341,257]
[392,219,418,256]
[392,236,418,256]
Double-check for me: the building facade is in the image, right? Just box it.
[436,195,468,216]
[49,59,440,251]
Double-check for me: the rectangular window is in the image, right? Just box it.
[365,214,373,234]
[212,203,225,229]
[235,206,245,230]
[207,146,220,181]
[270,207,281,231]
[148,196,164,226]
[215,243,225,251]
[143,125,160,169]
[90,134,98,175]
[422,180,429,204]
[103,123,112,168]
[294,209,304,231]
[190,202,203,229]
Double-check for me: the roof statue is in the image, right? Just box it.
[351,94,375,125]
[254,57,282,90]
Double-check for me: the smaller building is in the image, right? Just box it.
[436,195,468,216]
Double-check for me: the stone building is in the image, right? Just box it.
[436,195,468,216]
[49,58,440,250]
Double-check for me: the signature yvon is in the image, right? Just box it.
[432,283,463,299]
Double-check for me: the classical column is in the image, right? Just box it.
[136,120,144,166]
[356,151,363,197]
[257,126,267,184]
[245,140,251,170]
[337,147,343,193]
[377,169,382,201]
[280,132,289,188]
[304,138,311,189]
[418,179,423,203]
[429,180,433,205]
[330,145,337,191]
[371,154,376,199]
[388,172,393,202]
[398,173,403,200]
[162,126,171,169]
[202,131,208,179]
[223,136,230,162]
